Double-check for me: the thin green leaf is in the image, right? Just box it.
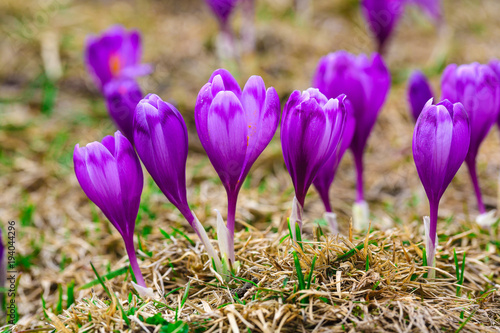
[80,266,129,290]
[293,252,305,291]
[306,255,317,290]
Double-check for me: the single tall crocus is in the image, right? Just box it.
[413,99,470,278]
[85,25,151,92]
[74,131,150,293]
[441,63,500,226]
[361,0,405,54]
[312,51,391,230]
[205,0,239,59]
[407,70,434,122]
[312,100,355,233]
[104,78,143,143]
[195,68,280,263]
[281,89,347,240]
[133,94,222,272]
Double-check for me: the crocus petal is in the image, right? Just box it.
[240,77,280,179]
[115,131,143,238]
[206,91,248,192]
[208,68,241,98]
[361,0,405,52]
[205,0,238,25]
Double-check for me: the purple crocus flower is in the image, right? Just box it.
[281,89,347,240]
[74,131,146,287]
[413,99,470,276]
[312,51,390,229]
[85,25,151,92]
[195,68,280,263]
[104,78,143,143]
[407,70,434,122]
[441,63,500,217]
[312,99,355,232]
[490,59,500,127]
[361,0,405,54]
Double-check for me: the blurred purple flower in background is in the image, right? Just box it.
[85,25,151,92]
[312,100,355,233]
[312,51,390,229]
[104,78,143,143]
[205,0,238,27]
[441,63,500,221]
[73,131,146,288]
[407,70,434,122]
[361,0,405,54]
[195,68,280,263]
[413,99,470,277]
[281,89,346,240]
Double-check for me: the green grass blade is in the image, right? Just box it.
[80,266,129,290]
[89,262,111,298]
[455,308,477,333]
[293,252,305,291]
[306,255,317,290]
[172,227,196,246]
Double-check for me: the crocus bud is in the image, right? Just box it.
[205,0,238,27]
[74,131,147,288]
[205,0,239,59]
[312,99,355,231]
[313,51,390,229]
[281,89,347,240]
[413,99,470,277]
[407,70,434,122]
[441,63,500,219]
[195,69,280,263]
[104,78,143,143]
[85,25,152,92]
[361,0,405,54]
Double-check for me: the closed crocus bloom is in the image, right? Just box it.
[195,68,280,263]
[407,70,434,122]
[413,99,470,277]
[361,0,405,54]
[104,78,143,143]
[490,59,500,126]
[313,51,390,229]
[441,63,500,222]
[85,25,151,92]
[205,0,238,27]
[312,99,355,233]
[282,89,347,240]
[74,131,147,288]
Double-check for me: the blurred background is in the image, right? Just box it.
[1,0,500,324]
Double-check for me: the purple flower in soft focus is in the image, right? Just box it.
[281,89,347,239]
[85,25,151,92]
[361,0,405,54]
[407,70,434,122]
[413,99,470,274]
[407,0,442,22]
[104,78,143,143]
[74,131,146,287]
[195,68,280,262]
[313,99,355,213]
[205,0,238,27]
[441,63,500,215]
[312,51,390,211]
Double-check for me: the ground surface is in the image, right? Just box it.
[1,0,500,332]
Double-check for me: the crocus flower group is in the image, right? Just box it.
[413,99,470,277]
[195,69,280,263]
[441,63,500,224]
[313,51,391,230]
